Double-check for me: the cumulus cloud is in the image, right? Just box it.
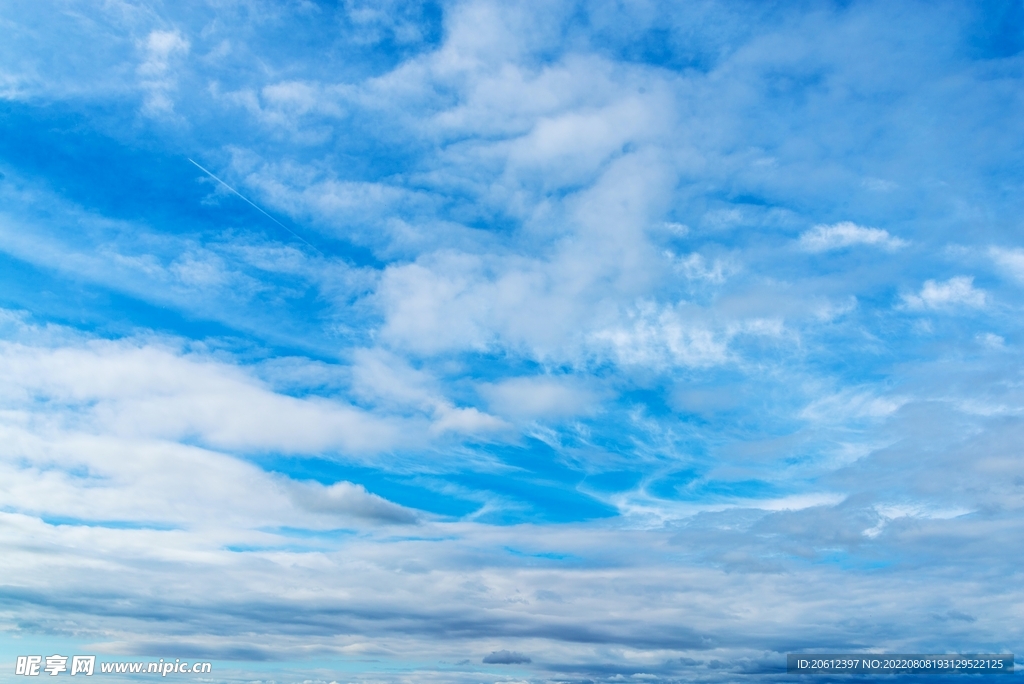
[902,276,987,310]
[798,221,908,252]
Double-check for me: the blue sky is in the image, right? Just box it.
[1,0,1023,682]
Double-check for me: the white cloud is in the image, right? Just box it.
[902,276,986,310]
[365,149,680,364]
[589,300,790,371]
[977,332,1005,349]
[989,246,1024,283]
[140,29,189,71]
[813,295,858,322]
[0,339,404,455]
[479,376,602,420]
[218,81,347,142]
[169,250,230,287]
[376,254,498,354]
[282,347,510,437]
[753,492,847,511]
[864,503,973,538]
[798,221,907,252]
[800,389,907,424]
[137,29,190,115]
[0,425,296,529]
[499,93,671,188]
[592,303,729,368]
[670,252,734,284]
[429,404,509,434]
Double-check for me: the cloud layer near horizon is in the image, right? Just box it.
[2,0,1024,682]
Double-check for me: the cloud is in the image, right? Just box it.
[863,502,973,538]
[977,332,1005,349]
[137,29,190,114]
[0,173,376,354]
[670,252,735,285]
[482,650,532,664]
[989,246,1024,283]
[349,348,507,435]
[376,254,497,354]
[800,389,907,424]
[591,302,730,368]
[798,222,908,252]
[3,0,1024,682]
[902,276,986,309]
[430,404,509,434]
[478,376,602,420]
[288,480,419,524]
[219,81,348,143]
[0,337,404,455]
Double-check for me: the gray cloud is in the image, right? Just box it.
[287,480,418,524]
[482,650,531,664]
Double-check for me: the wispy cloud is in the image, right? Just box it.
[478,375,602,420]
[989,246,1024,283]
[798,221,908,252]
[137,29,189,115]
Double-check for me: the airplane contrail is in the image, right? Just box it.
[188,158,321,254]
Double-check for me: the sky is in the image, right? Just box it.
[1,0,1024,682]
